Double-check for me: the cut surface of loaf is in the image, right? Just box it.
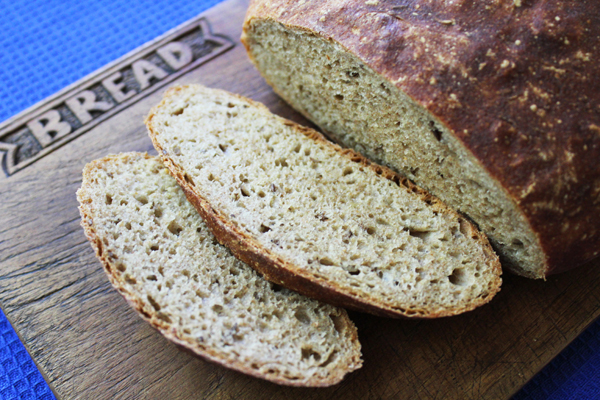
[242,0,600,278]
[76,152,362,387]
[146,85,502,318]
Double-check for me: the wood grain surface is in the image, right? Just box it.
[0,0,599,398]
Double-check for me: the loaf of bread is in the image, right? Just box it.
[242,0,600,278]
[146,84,501,318]
[76,152,362,386]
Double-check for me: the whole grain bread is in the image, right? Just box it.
[241,0,600,278]
[76,152,362,387]
[146,84,501,319]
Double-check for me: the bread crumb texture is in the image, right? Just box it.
[76,152,361,387]
[147,85,502,318]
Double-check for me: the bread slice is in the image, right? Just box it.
[241,1,600,278]
[146,85,501,318]
[76,152,362,387]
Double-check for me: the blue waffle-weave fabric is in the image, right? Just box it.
[0,0,222,123]
[0,1,599,399]
[0,314,54,400]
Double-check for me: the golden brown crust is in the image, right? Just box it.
[242,0,600,276]
[146,86,502,319]
[76,152,362,387]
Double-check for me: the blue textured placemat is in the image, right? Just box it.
[0,312,54,400]
[0,0,222,123]
[0,1,599,399]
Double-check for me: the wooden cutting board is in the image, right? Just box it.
[1,0,599,398]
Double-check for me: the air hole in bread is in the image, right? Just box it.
[146,275,157,281]
[150,244,159,251]
[366,226,376,235]
[171,107,184,116]
[105,194,113,205]
[342,167,353,176]
[319,350,338,367]
[125,222,132,230]
[212,304,224,314]
[125,275,137,284]
[408,229,432,241]
[135,195,148,205]
[116,263,126,272]
[316,213,328,222]
[227,102,235,108]
[219,143,228,153]
[157,312,171,323]
[241,185,251,197]
[259,224,271,233]
[154,207,163,218]
[512,238,524,247]
[429,120,443,141]
[319,257,335,266]
[448,267,470,286]
[275,158,289,167]
[233,333,244,342]
[294,308,311,324]
[301,346,321,361]
[147,295,161,311]
[458,218,470,236]
[265,284,280,294]
[184,173,194,186]
[167,220,183,236]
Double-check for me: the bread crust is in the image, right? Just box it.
[77,152,362,387]
[242,0,600,276]
[146,86,502,319]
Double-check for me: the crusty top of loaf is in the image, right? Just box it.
[243,0,600,273]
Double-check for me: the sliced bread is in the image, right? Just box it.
[241,0,600,278]
[76,152,362,387]
[146,85,502,318]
